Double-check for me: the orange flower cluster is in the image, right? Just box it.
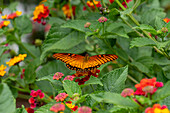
[33,4,49,24]
[163,18,170,23]
[134,77,163,95]
[65,101,78,111]
[1,11,22,19]
[145,104,170,113]
[0,20,10,28]
[62,4,76,18]
[6,54,27,66]
[86,0,102,10]
[0,65,7,76]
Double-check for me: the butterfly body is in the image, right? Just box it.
[53,53,118,71]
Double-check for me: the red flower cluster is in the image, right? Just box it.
[66,101,78,111]
[134,77,163,96]
[145,104,169,113]
[55,93,68,102]
[83,0,102,10]
[33,4,49,25]
[1,11,22,20]
[26,108,34,113]
[62,4,76,18]
[20,69,25,79]
[0,20,10,29]
[163,18,170,23]
[109,0,132,8]
[73,69,100,85]
[29,90,45,109]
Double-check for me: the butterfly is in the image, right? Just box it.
[53,53,118,71]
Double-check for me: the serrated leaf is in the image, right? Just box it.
[61,20,98,33]
[90,92,139,108]
[153,81,170,102]
[35,103,56,113]
[130,37,156,48]
[40,23,85,62]
[156,40,170,49]
[15,15,32,34]
[8,2,18,11]
[102,66,128,93]
[133,24,157,34]
[131,61,149,73]
[63,80,81,97]
[25,58,40,84]
[0,83,16,113]
[84,76,103,86]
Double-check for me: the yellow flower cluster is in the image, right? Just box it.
[33,4,45,20]
[0,65,7,76]
[6,54,27,66]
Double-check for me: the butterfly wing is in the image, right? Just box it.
[53,53,85,70]
[82,54,118,70]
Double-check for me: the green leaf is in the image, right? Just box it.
[0,83,16,113]
[40,23,85,62]
[84,76,103,86]
[109,8,120,21]
[153,81,170,102]
[130,37,156,48]
[63,80,81,97]
[48,17,65,25]
[15,15,32,34]
[102,66,128,93]
[154,17,166,30]
[133,24,157,34]
[35,103,56,113]
[61,20,98,33]
[0,46,9,56]
[90,92,139,108]
[167,22,170,32]
[15,105,27,113]
[25,58,40,84]
[156,40,170,49]
[161,96,170,109]
[0,29,4,36]
[131,61,149,73]
[8,2,18,11]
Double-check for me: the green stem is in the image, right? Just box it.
[18,93,31,99]
[90,84,95,92]
[68,0,74,20]
[115,0,126,10]
[80,0,92,12]
[44,93,53,102]
[17,64,21,72]
[10,85,30,93]
[92,0,99,11]
[128,75,139,84]
[101,0,106,8]
[102,23,105,35]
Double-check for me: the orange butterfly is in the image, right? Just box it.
[53,53,118,71]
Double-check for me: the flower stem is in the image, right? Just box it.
[128,75,139,84]
[115,0,126,10]
[101,0,106,8]
[68,0,74,20]
[92,0,99,11]
[80,0,92,12]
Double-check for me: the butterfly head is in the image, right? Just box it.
[84,54,89,62]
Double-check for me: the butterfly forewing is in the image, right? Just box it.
[53,53,118,71]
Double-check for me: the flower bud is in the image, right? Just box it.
[35,39,42,46]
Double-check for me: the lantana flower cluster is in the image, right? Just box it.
[121,77,168,113]
[163,18,170,23]
[0,20,10,28]
[0,65,7,76]
[145,104,170,113]
[1,11,22,19]
[50,92,78,112]
[29,90,45,109]
[6,54,27,66]
[62,4,76,18]
[83,0,101,11]
[33,4,49,25]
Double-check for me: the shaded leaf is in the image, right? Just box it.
[84,76,103,86]
[0,83,16,113]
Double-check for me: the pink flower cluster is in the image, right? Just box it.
[98,16,108,23]
[53,72,64,80]
[55,93,68,102]
[50,103,65,113]
[78,106,92,113]
[63,75,75,81]
[29,90,45,109]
